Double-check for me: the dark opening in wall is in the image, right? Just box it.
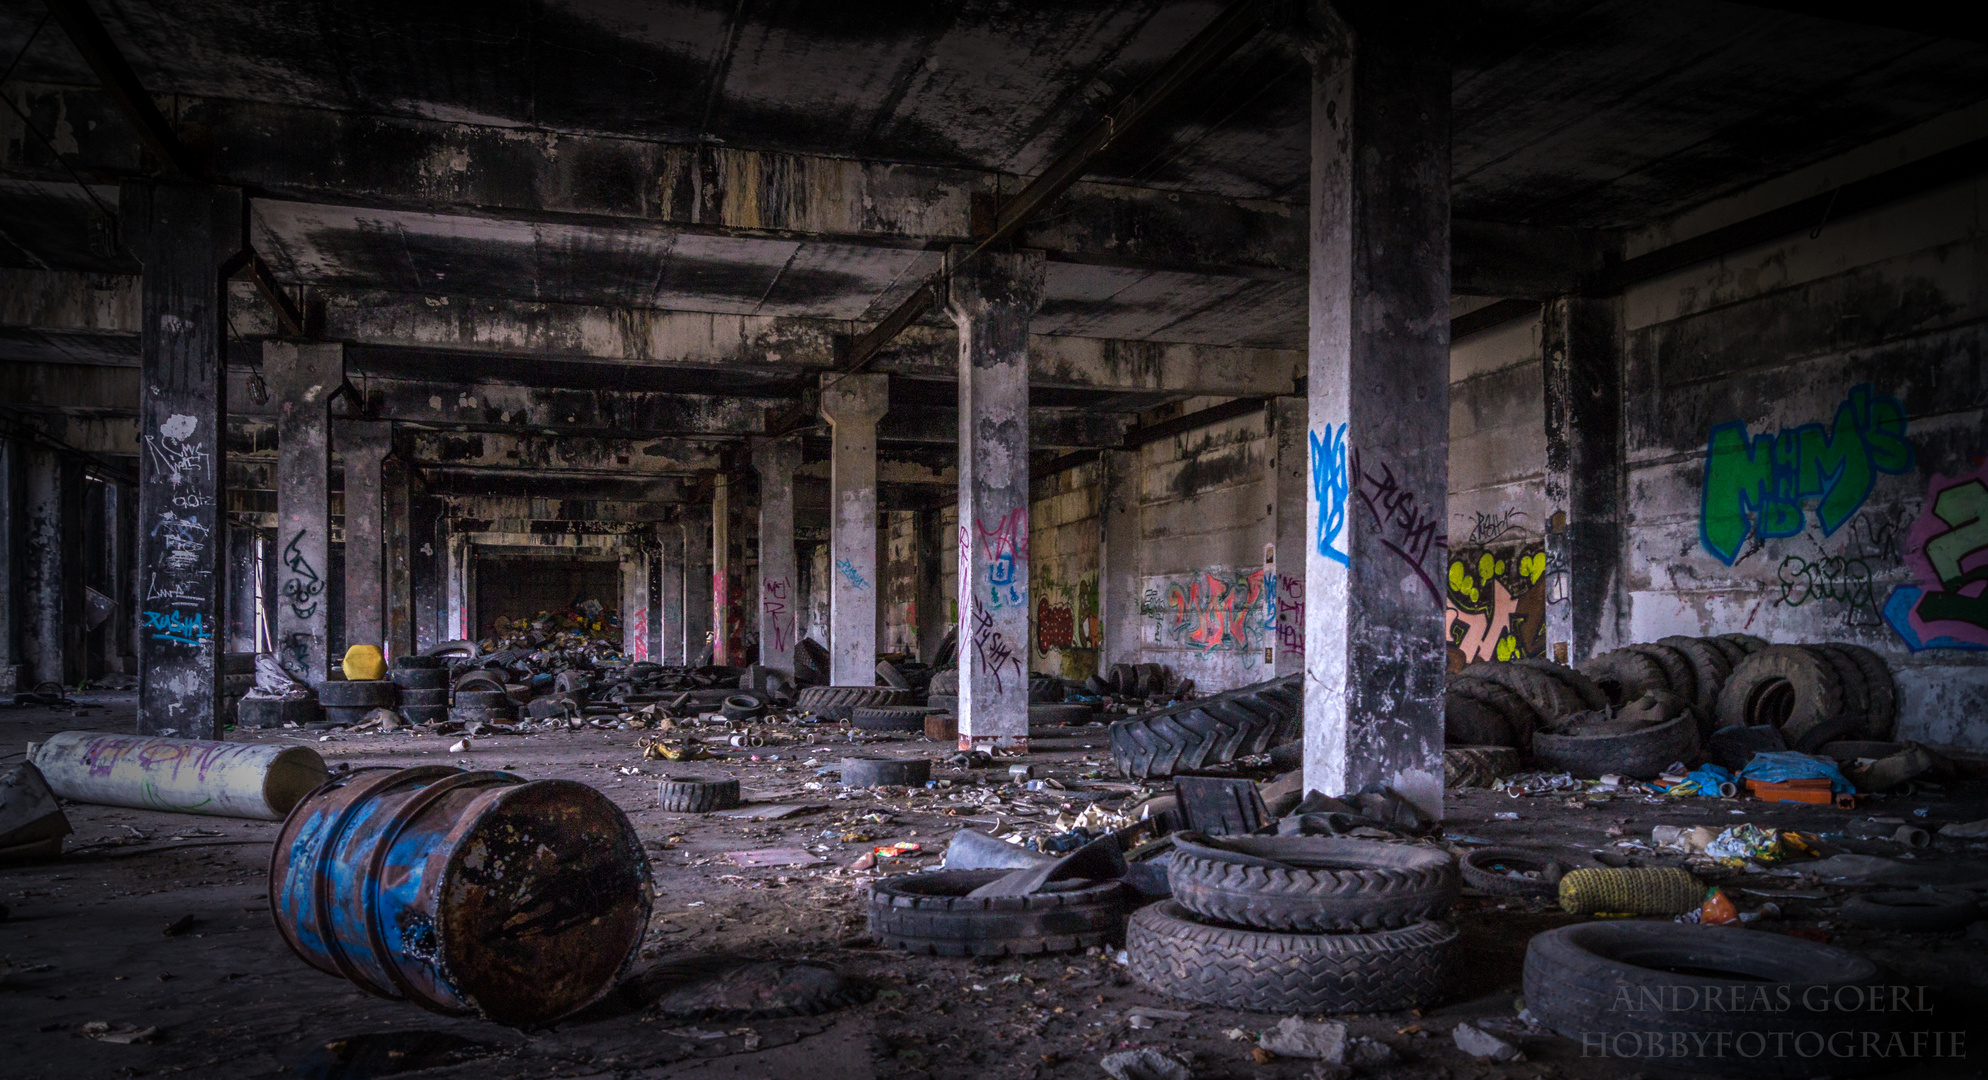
[473,552,620,639]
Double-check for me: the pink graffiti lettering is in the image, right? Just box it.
[1157,567,1270,654]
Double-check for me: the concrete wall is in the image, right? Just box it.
[1030,460,1102,681]
[1620,167,1988,747]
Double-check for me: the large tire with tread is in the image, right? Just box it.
[794,639,830,687]
[657,776,741,813]
[1168,834,1458,931]
[868,870,1128,957]
[1448,676,1540,748]
[1715,646,1847,750]
[1577,650,1670,707]
[1109,675,1301,780]
[1840,889,1980,932]
[1516,659,1610,711]
[796,685,914,720]
[851,705,931,732]
[1656,636,1731,711]
[1524,921,1889,1077]
[1624,643,1697,702]
[1827,642,1896,739]
[1444,745,1520,788]
[1126,901,1454,1014]
[317,679,396,708]
[1531,714,1698,779]
[1460,662,1582,725]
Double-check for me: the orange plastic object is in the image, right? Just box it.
[1746,779,1834,805]
[1700,887,1739,925]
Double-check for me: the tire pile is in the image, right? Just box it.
[1108,674,1303,780]
[1124,833,1459,1013]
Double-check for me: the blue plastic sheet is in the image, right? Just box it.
[1740,751,1854,794]
[1667,763,1737,796]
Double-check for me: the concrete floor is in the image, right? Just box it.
[4,694,1986,1080]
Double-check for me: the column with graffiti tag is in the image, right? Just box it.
[946,246,1044,751]
[819,373,888,685]
[753,435,802,676]
[267,342,341,689]
[1302,11,1452,818]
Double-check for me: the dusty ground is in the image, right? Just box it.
[4,692,1987,1080]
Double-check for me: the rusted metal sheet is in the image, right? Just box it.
[269,766,652,1028]
[31,731,327,820]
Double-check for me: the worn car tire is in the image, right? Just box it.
[389,667,452,690]
[1531,714,1699,779]
[1524,921,1890,1077]
[1448,676,1540,749]
[1461,662,1584,726]
[719,694,769,722]
[1624,643,1697,701]
[317,679,396,708]
[1109,674,1301,779]
[1715,646,1847,750]
[1168,834,1458,931]
[840,756,931,788]
[1460,847,1566,897]
[1577,650,1671,707]
[868,870,1129,956]
[1653,636,1732,711]
[1516,659,1611,711]
[1841,890,1981,932]
[657,776,742,813]
[1127,901,1454,1014]
[851,706,931,732]
[454,689,513,710]
[1445,690,1515,747]
[796,685,914,720]
[236,696,322,729]
[1826,642,1897,739]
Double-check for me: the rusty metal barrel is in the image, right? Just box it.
[270,766,652,1027]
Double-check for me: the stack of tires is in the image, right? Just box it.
[1444,659,1607,752]
[318,676,397,726]
[795,684,915,721]
[1126,833,1459,1012]
[1109,674,1302,780]
[390,656,450,725]
[451,669,517,725]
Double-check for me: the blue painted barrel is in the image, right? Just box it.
[269,766,651,1027]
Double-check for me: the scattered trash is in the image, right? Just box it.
[1697,886,1740,925]
[1452,1021,1524,1061]
[80,1021,161,1045]
[1259,1017,1348,1060]
[1558,867,1703,916]
[1939,818,1988,838]
[0,761,71,864]
[722,848,824,868]
[1739,751,1853,794]
[1704,823,1782,863]
[449,738,471,753]
[1652,824,1719,854]
[871,841,921,860]
[29,731,328,820]
[1100,1047,1192,1080]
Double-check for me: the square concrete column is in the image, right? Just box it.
[0,440,16,696]
[946,247,1044,751]
[23,446,83,688]
[753,435,801,674]
[383,455,413,660]
[1097,448,1142,674]
[682,505,713,665]
[622,542,652,661]
[444,528,473,642]
[1268,397,1310,677]
[1542,296,1625,665]
[712,475,735,666]
[818,373,888,686]
[659,520,686,664]
[1302,6,1452,818]
[225,524,260,653]
[411,495,443,651]
[267,342,341,686]
[125,183,245,737]
[339,420,391,653]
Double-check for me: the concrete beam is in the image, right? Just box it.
[879,407,1130,449]
[404,431,726,475]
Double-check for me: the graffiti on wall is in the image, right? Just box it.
[834,557,871,591]
[1275,573,1304,657]
[1776,554,1881,626]
[1142,567,1273,656]
[1884,458,1988,651]
[969,597,1024,693]
[975,508,1029,610]
[1035,575,1099,652]
[1446,546,1548,670]
[1700,384,1913,565]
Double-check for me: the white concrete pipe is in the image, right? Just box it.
[29,732,329,820]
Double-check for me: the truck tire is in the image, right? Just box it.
[1827,641,1897,739]
[851,706,930,732]
[1715,646,1848,750]
[868,870,1128,956]
[796,685,914,720]
[1531,713,1699,779]
[1656,636,1732,711]
[1167,834,1458,931]
[840,757,931,788]
[657,777,741,813]
[1577,650,1670,707]
[1460,846,1565,897]
[1108,674,1300,779]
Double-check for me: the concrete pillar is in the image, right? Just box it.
[0,441,20,696]
[712,475,734,666]
[339,420,390,653]
[124,182,245,737]
[410,495,442,651]
[106,481,137,673]
[383,455,412,660]
[1542,296,1625,666]
[659,520,686,664]
[914,506,950,666]
[648,535,664,661]
[682,504,713,666]
[1302,6,1451,818]
[267,342,341,686]
[225,524,260,653]
[818,373,888,686]
[622,541,651,661]
[752,436,801,675]
[945,247,1044,750]
[444,528,473,641]
[1268,397,1310,677]
[1098,449,1142,674]
[22,447,82,688]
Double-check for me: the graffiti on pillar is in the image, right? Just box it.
[834,557,871,591]
[1275,573,1305,656]
[630,607,650,661]
[139,608,206,646]
[761,578,794,654]
[1699,384,1913,565]
[1351,449,1445,602]
[140,413,216,654]
[1141,567,1273,655]
[1445,546,1548,671]
[1883,457,1988,651]
[1310,424,1350,566]
[280,529,326,619]
[975,508,1030,610]
[144,413,211,493]
[969,597,1023,693]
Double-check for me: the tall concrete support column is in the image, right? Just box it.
[659,521,686,664]
[383,456,413,660]
[1098,449,1142,672]
[0,441,16,696]
[410,496,443,651]
[914,507,950,666]
[124,183,245,737]
[682,505,714,666]
[1268,398,1311,677]
[712,476,734,666]
[648,538,664,661]
[752,436,801,674]
[23,448,83,688]
[622,542,652,661]
[339,421,391,652]
[1542,296,1625,665]
[818,373,888,686]
[444,528,473,642]
[1301,7,1451,819]
[946,247,1044,751]
[225,525,260,652]
[267,342,341,686]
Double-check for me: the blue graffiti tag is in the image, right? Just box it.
[835,557,871,591]
[141,608,207,646]
[1310,423,1350,565]
[1699,384,1913,565]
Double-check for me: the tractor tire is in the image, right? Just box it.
[1108,674,1301,780]
[796,685,914,720]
